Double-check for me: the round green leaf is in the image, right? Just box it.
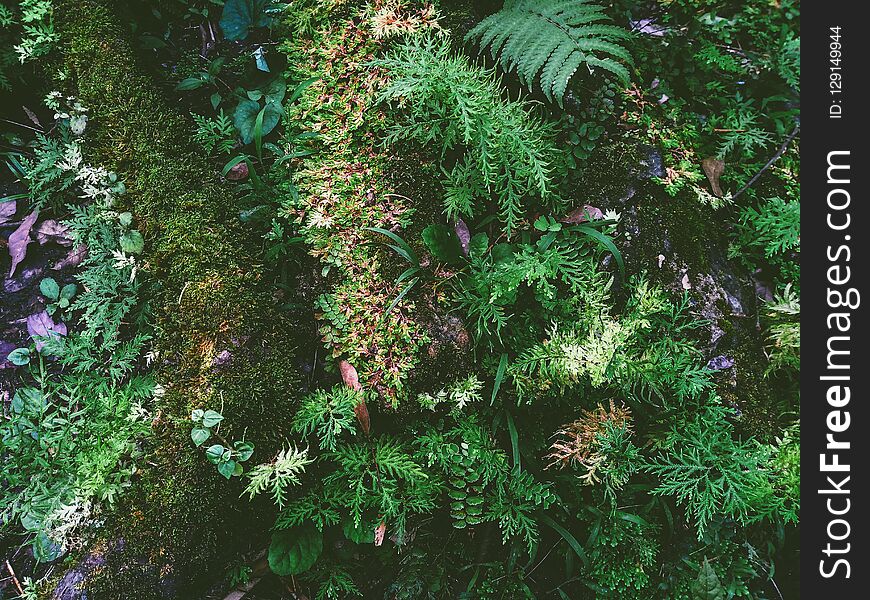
[217,459,238,479]
[268,527,323,576]
[191,427,211,446]
[120,230,145,255]
[234,440,255,462]
[205,444,225,464]
[422,224,463,264]
[40,277,60,300]
[234,99,282,145]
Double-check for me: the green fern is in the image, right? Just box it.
[466,0,632,105]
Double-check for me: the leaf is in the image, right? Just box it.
[60,283,77,301]
[175,77,205,91]
[205,444,226,464]
[469,233,489,259]
[202,409,224,428]
[234,440,255,462]
[27,310,67,351]
[701,157,725,197]
[120,230,145,255]
[268,527,323,576]
[343,518,375,544]
[691,558,726,600]
[422,224,463,264]
[491,352,508,405]
[455,219,471,255]
[8,209,37,277]
[218,459,238,479]
[574,224,624,274]
[33,531,63,563]
[39,277,60,301]
[505,410,521,472]
[339,360,362,391]
[219,0,272,42]
[7,347,31,366]
[253,46,270,72]
[191,428,211,446]
[540,514,588,568]
[234,99,282,145]
[191,409,205,422]
[0,199,15,225]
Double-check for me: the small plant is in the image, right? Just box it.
[39,276,76,318]
[192,109,237,155]
[190,409,255,479]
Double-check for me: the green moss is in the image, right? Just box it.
[49,0,308,595]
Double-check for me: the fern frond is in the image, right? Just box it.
[467,0,632,105]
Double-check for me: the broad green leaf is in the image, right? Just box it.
[422,224,463,264]
[201,409,224,428]
[269,527,323,576]
[691,558,726,600]
[343,518,375,544]
[60,283,77,301]
[234,99,282,145]
[219,0,272,42]
[234,440,255,462]
[217,459,238,479]
[7,347,31,366]
[191,428,211,446]
[39,277,59,300]
[205,444,225,464]
[120,230,145,255]
[175,77,205,91]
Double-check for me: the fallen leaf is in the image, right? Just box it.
[455,219,471,255]
[701,157,725,197]
[681,273,692,290]
[354,399,370,435]
[374,521,386,547]
[0,200,15,225]
[706,355,735,371]
[27,310,67,351]
[339,359,362,391]
[8,209,38,277]
[562,204,604,224]
[226,160,249,181]
[36,219,73,246]
[52,245,88,271]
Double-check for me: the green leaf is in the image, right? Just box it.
[219,0,272,42]
[201,410,224,428]
[490,352,508,405]
[7,347,31,366]
[691,558,726,600]
[175,77,205,91]
[268,527,323,576]
[33,531,63,563]
[422,224,463,264]
[574,224,624,274]
[120,230,145,255]
[234,99,282,145]
[191,409,205,422]
[60,283,77,301]
[469,233,488,258]
[343,518,375,544]
[205,444,225,464]
[540,514,588,568]
[218,459,238,479]
[191,428,211,446]
[234,440,255,462]
[39,277,59,300]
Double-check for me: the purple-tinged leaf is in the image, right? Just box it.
[27,310,67,350]
[455,219,471,256]
[52,245,88,271]
[0,200,15,225]
[35,220,73,246]
[8,209,38,277]
[706,355,735,371]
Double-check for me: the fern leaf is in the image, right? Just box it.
[467,0,633,105]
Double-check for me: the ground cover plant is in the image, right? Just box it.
[1,1,799,598]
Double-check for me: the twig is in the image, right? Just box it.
[731,123,800,201]
[5,559,24,596]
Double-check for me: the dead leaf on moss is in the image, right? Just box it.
[562,204,603,224]
[8,209,38,277]
[702,157,725,197]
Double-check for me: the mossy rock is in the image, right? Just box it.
[47,1,312,597]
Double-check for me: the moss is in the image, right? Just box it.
[50,1,310,596]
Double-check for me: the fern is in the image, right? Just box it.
[292,385,359,451]
[245,446,312,508]
[466,0,632,105]
[191,109,237,155]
